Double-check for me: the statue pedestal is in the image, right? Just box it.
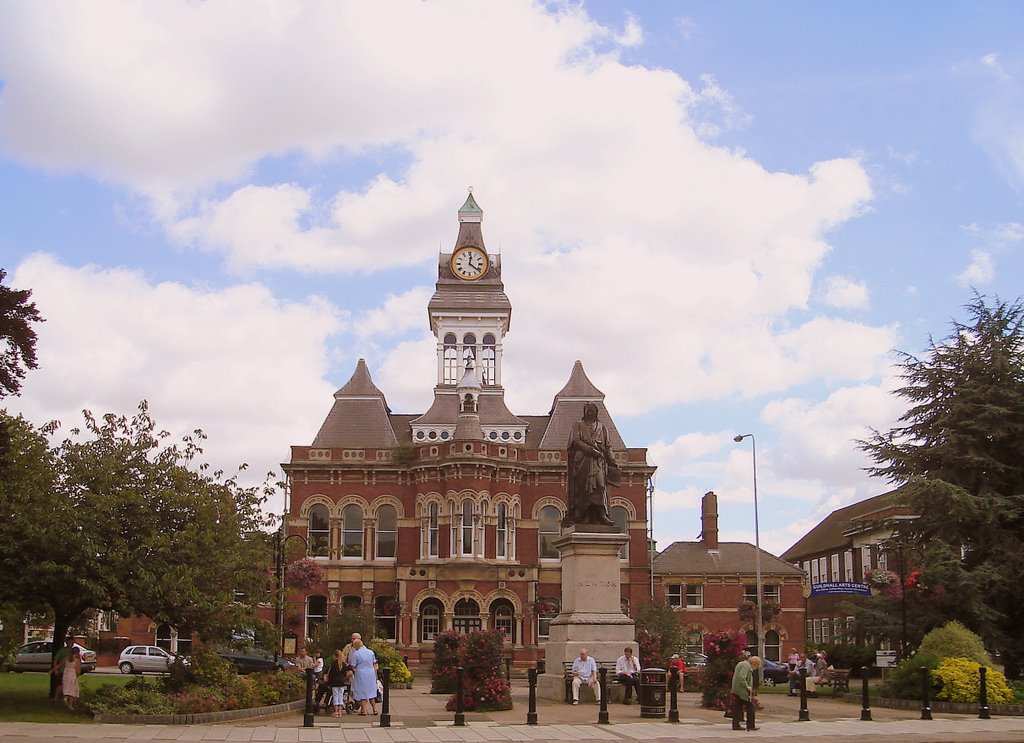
[536,527,638,701]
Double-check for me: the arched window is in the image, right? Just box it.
[481,334,496,384]
[156,623,173,652]
[375,595,399,640]
[538,505,561,559]
[745,630,757,653]
[376,505,397,559]
[491,599,515,643]
[443,333,458,384]
[496,504,508,558]
[341,595,362,609]
[462,333,476,372]
[764,630,781,662]
[461,500,474,555]
[425,502,439,558]
[611,506,629,560]
[342,504,363,558]
[306,595,327,640]
[308,504,329,557]
[419,599,443,642]
[453,598,481,634]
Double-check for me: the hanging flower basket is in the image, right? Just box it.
[382,598,402,616]
[285,557,325,590]
[533,597,559,614]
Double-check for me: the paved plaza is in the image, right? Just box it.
[2,680,1022,743]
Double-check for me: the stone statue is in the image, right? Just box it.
[564,402,618,527]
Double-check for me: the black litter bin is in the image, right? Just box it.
[639,668,666,719]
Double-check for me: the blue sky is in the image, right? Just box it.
[1,1,1022,555]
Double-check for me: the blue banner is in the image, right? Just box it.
[809,581,871,597]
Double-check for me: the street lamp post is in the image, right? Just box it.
[275,527,309,662]
[734,433,763,662]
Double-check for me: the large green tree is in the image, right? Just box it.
[860,294,1024,678]
[0,269,43,399]
[0,403,276,691]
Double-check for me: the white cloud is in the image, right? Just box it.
[957,249,996,286]
[821,275,870,310]
[616,14,644,47]
[8,253,342,500]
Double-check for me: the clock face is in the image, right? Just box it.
[451,246,488,280]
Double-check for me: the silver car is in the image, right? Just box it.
[118,645,182,674]
[10,641,97,673]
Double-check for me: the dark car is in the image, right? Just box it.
[217,650,296,674]
[760,658,791,685]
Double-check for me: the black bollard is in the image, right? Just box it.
[380,667,392,727]
[860,666,872,721]
[798,667,810,721]
[597,666,610,724]
[303,668,316,727]
[505,657,511,682]
[979,666,990,719]
[919,666,932,720]
[454,666,466,726]
[668,667,679,723]
[527,668,538,724]
[403,655,409,668]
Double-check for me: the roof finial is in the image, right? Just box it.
[468,185,473,193]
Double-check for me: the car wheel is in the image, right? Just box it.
[119,662,134,674]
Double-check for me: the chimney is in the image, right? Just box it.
[701,491,719,550]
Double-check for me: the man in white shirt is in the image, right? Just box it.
[614,647,641,704]
[571,647,600,705]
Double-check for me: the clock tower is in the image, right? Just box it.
[413,190,527,445]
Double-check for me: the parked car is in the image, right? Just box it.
[684,651,708,668]
[118,645,184,674]
[760,658,791,685]
[216,650,296,674]
[8,641,96,673]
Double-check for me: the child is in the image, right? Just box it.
[61,646,82,710]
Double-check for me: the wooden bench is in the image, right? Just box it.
[829,669,851,695]
[562,661,626,703]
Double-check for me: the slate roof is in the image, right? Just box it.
[311,359,398,448]
[780,490,910,561]
[410,390,527,428]
[654,541,804,577]
[539,361,626,450]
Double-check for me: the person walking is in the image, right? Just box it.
[730,655,762,732]
[326,649,350,717]
[348,637,379,715]
[60,646,82,710]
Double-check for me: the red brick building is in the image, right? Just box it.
[652,492,805,661]
[280,192,655,669]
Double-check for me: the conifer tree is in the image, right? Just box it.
[861,294,1024,678]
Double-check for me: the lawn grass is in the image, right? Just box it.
[0,671,144,723]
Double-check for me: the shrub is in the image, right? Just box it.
[697,630,746,709]
[632,599,684,670]
[881,652,940,699]
[430,630,462,693]
[917,621,991,666]
[432,629,512,711]
[933,657,1014,704]
[83,677,178,715]
[369,638,413,685]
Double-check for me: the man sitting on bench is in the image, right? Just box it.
[615,647,641,704]
[571,647,599,705]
